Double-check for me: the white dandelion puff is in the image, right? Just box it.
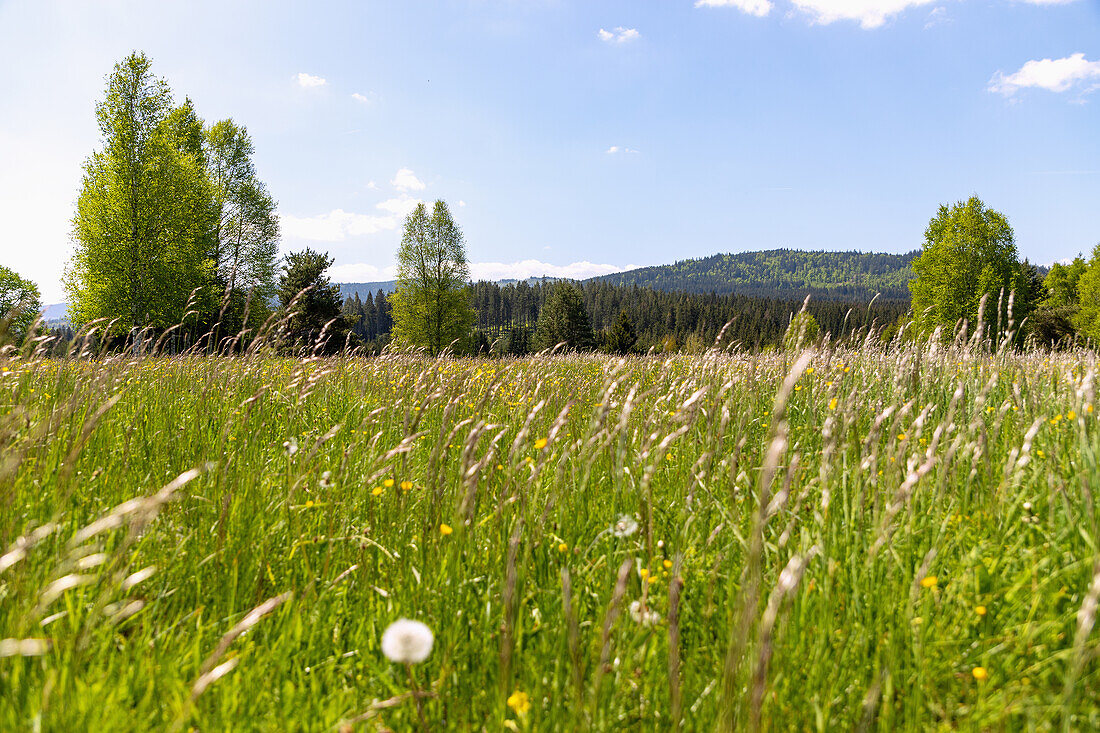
[319,471,333,489]
[381,618,434,664]
[612,514,639,538]
[283,438,298,456]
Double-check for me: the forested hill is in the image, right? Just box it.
[590,249,919,300]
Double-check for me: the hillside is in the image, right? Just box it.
[590,248,919,301]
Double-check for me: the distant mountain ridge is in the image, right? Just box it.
[588,249,919,301]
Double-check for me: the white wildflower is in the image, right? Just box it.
[612,514,638,538]
[381,618,434,664]
[320,471,333,489]
[283,438,298,456]
[629,600,660,627]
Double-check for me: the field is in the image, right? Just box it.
[2,340,1100,730]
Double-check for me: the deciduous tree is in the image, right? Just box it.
[0,266,43,344]
[389,201,474,354]
[909,196,1027,340]
[204,119,279,333]
[67,52,212,335]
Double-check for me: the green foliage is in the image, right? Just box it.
[783,311,820,350]
[65,53,278,347]
[909,197,1028,339]
[277,249,349,351]
[204,119,280,334]
[597,249,918,300]
[533,282,596,351]
[1072,245,1100,343]
[603,311,638,355]
[67,52,214,335]
[1044,256,1087,309]
[389,201,475,355]
[0,266,43,344]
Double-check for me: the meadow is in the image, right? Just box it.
[2,335,1099,730]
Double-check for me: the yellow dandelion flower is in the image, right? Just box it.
[898,433,907,441]
[400,481,413,491]
[558,543,568,553]
[304,500,314,508]
[534,438,548,450]
[384,479,394,488]
[972,667,988,681]
[975,605,987,616]
[920,575,937,589]
[439,523,453,536]
[371,486,383,496]
[829,397,838,410]
[1068,410,1077,420]
[663,559,673,569]
[639,568,649,579]
[507,690,531,714]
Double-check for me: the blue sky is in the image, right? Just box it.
[1,0,1098,302]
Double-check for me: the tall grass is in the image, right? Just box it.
[1,329,1099,729]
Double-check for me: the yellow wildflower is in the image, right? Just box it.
[439,524,453,536]
[920,575,937,589]
[534,438,548,450]
[400,481,413,491]
[975,605,987,616]
[972,667,988,681]
[507,690,531,714]
[371,486,383,496]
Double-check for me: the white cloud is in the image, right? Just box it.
[281,209,399,242]
[468,260,635,282]
[790,0,936,28]
[295,72,327,88]
[694,0,773,17]
[606,146,639,154]
[924,6,949,28]
[283,195,425,242]
[328,263,397,282]
[375,195,422,218]
[391,167,426,192]
[597,27,640,44]
[989,53,1100,96]
[458,200,467,207]
[351,92,375,103]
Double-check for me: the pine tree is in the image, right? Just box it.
[278,249,350,352]
[533,282,595,351]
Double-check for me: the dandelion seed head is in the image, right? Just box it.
[612,514,638,538]
[380,618,434,664]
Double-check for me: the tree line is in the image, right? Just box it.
[595,249,919,300]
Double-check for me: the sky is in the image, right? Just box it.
[1,0,1098,303]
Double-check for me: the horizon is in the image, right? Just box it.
[2,0,1098,303]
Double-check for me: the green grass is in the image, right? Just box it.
[2,344,1099,730]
